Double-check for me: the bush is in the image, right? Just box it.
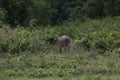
[74,17,120,53]
[8,27,34,53]
[0,26,46,54]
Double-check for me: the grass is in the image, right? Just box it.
[0,52,120,80]
[0,16,120,80]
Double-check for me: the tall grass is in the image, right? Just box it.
[0,17,120,54]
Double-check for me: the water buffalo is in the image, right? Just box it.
[46,35,70,53]
[57,35,70,53]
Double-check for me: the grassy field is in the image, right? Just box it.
[0,17,120,80]
[0,52,120,80]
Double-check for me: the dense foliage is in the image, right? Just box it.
[0,0,120,26]
[0,17,120,54]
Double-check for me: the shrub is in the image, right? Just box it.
[0,26,46,54]
[8,27,34,53]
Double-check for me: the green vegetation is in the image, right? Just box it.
[0,52,120,80]
[0,17,120,80]
[0,0,120,79]
[0,17,120,54]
